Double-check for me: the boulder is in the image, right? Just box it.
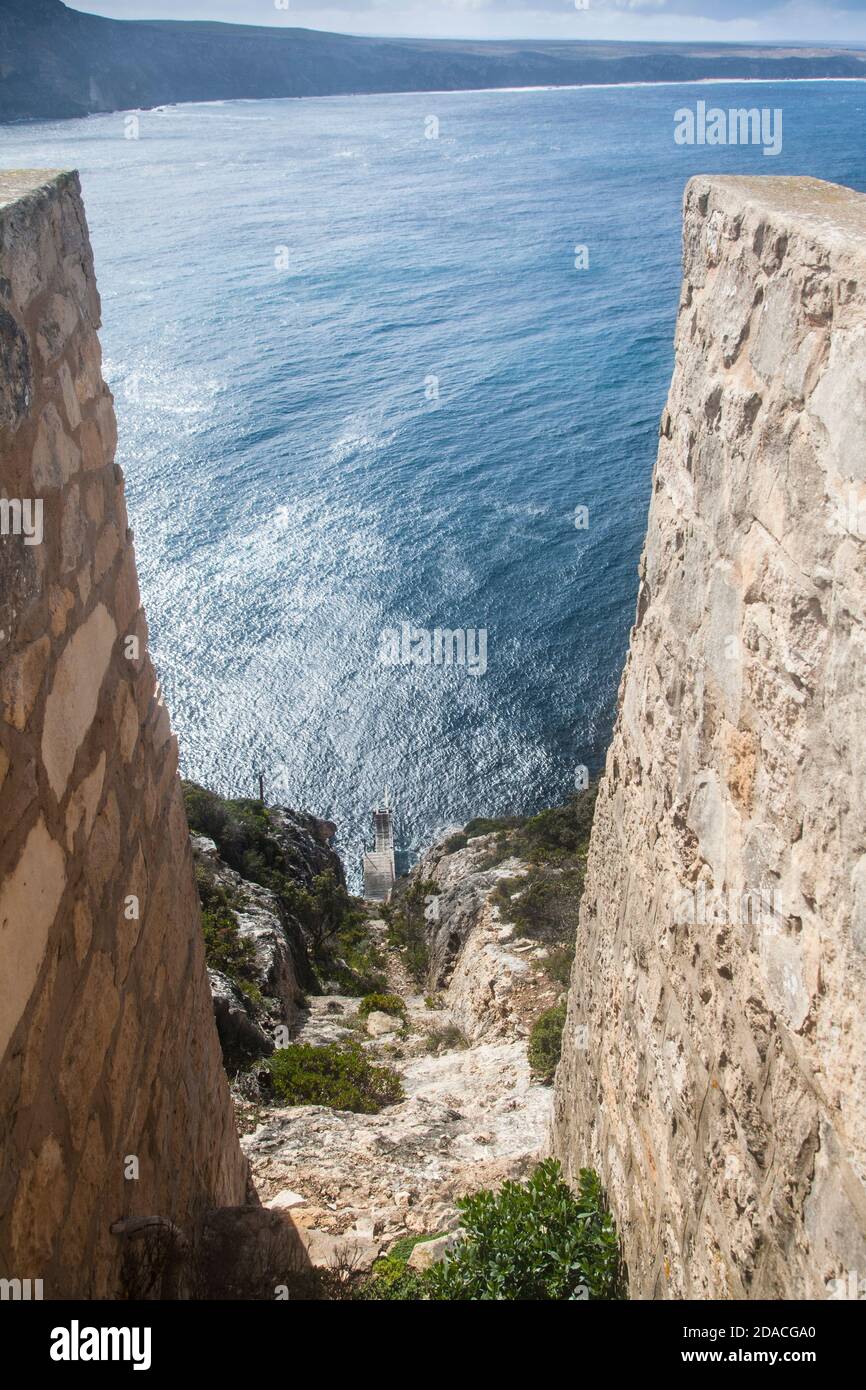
[407,1231,462,1272]
[366,1009,399,1038]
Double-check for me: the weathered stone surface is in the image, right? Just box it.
[209,968,275,1071]
[366,1009,399,1038]
[407,1230,462,1271]
[416,834,560,1042]
[552,176,866,1300]
[0,172,248,1299]
[41,601,115,798]
[0,815,65,1060]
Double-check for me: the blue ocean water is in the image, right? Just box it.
[2,82,864,881]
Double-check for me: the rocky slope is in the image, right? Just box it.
[2,2,865,123]
[183,785,341,1070]
[238,830,563,1274]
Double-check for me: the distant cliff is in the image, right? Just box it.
[552,175,866,1298]
[2,1,866,124]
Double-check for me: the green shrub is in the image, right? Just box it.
[357,1258,426,1301]
[264,1042,403,1114]
[385,1232,441,1264]
[384,879,438,988]
[357,1233,442,1301]
[495,866,585,945]
[358,993,405,1019]
[184,784,284,887]
[425,1160,625,1301]
[514,784,599,862]
[528,1002,567,1083]
[196,866,261,1001]
[357,1162,625,1301]
[543,943,575,987]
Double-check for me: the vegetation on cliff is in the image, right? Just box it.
[440,785,598,1082]
[382,879,440,987]
[183,781,382,997]
[360,1160,625,1300]
[195,865,262,1005]
[528,1001,568,1083]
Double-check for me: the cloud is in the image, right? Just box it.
[73,0,866,43]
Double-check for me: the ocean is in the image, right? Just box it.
[2,81,864,882]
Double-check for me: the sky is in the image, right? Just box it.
[70,0,866,45]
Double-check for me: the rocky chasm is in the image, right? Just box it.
[186,792,565,1275]
[1,168,865,1299]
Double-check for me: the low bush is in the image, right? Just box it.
[357,1233,442,1301]
[358,993,406,1019]
[425,1160,625,1301]
[528,1001,567,1083]
[542,943,575,987]
[358,1161,625,1301]
[495,866,585,945]
[264,1042,404,1114]
[184,783,283,888]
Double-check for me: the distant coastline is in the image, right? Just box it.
[2,2,865,125]
[56,75,866,125]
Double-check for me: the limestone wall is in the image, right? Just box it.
[0,171,248,1298]
[552,176,866,1298]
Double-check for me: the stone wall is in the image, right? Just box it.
[552,176,866,1299]
[0,171,249,1298]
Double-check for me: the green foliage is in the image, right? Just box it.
[357,1258,426,1301]
[385,1232,440,1264]
[357,1233,442,1301]
[196,865,261,1001]
[543,943,575,987]
[513,784,598,862]
[444,816,520,855]
[528,1002,567,1083]
[425,1160,625,1301]
[384,879,438,988]
[185,782,376,994]
[184,783,284,888]
[314,904,388,997]
[264,1042,404,1114]
[358,993,406,1019]
[493,866,585,945]
[357,1162,625,1301]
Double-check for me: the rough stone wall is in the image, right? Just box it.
[0,171,248,1298]
[552,176,866,1299]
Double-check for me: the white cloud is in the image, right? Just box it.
[73,0,866,43]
